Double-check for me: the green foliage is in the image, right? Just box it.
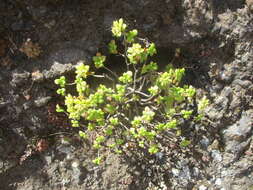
[126,29,138,43]
[111,18,126,37]
[108,40,118,54]
[55,18,209,165]
[93,53,106,69]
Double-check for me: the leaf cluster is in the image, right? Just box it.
[55,19,209,164]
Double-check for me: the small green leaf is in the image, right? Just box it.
[92,156,102,165]
[105,125,114,135]
[111,18,127,37]
[116,139,124,145]
[54,76,66,87]
[148,144,159,154]
[180,139,191,147]
[142,107,155,122]
[109,117,119,125]
[127,43,144,64]
[75,62,90,78]
[147,43,157,56]
[198,96,209,112]
[71,120,79,127]
[56,104,65,112]
[86,109,104,121]
[88,123,95,130]
[141,61,158,74]
[131,116,142,127]
[115,149,123,154]
[95,135,105,143]
[119,71,133,83]
[79,131,87,139]
[56,88,65,96]
[181,110,193,119]
[148,85,159,96]
[108,40,118,54]
[126,29,138,43]
[93,53,106,69]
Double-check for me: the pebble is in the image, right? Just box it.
[233,79,252,88]
[58,145,73,155]
[11,71,30,87]
[199,185,207,190]
[223,112,252,142]
[246,0,253,11]
[34,96,51,107]
[200,137,210,149]
[31,70,44,82]
[71,160,80,168]
[172,168,180,176]
[219,69,233,83]
[23,102,32,110]
[211,150,222,162]
[215,178,222,186]
[44,155,52,165]
[43,62,74,79]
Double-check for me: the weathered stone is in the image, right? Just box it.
[223,112,252,142]
[34,96,51,107]
[43,62,74,79]
[246,0,253,11]
[10,71,30,87]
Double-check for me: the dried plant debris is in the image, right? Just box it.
[20,39,42,58]
[36,139,49,152]
[0,55,12,67]
[0,39,7,57]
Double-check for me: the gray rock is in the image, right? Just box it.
[211,150,222,162]
[172,168,180,176]
[44,155,52,165]
[221,86,233,98]
[200,137,211,149]
[214,96,229,111]
[219,68,234,83]
[10,71,30,87]
[229,94,241,110]
[223,112,252,142]
[47,48,88,65]
[34,96,52,107]
[31,71,44,82]
[57,145,75,155]
[246,0,253,11]
[199,185,207,190]
[23,101,33,110]
[233,79,252,88]
[43,62,74,79]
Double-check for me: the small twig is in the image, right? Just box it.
[138,77,146,92]
[141,94,158,103]
[103,66,119,79]
[119,113,130,123]
[123,34,129,70]
[139,101,155,106]
[7,34,18,52]
[119,122,129,130]
[133,65,138,91]
[126,87,150,98]
[93,74,105,78]
[46,132,74,137]
[66,82,76,85]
